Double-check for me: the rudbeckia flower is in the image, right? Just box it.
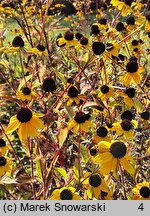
[92,105,105,116]
[42,77,56,93]
[112,119,138,139]
[0,138,7,155]
[121,60,144,85]
[28,44,48,56]
[57,30,78,47]
[96,8,103,19]
[81,171,108,199]
[64,85,83,106]
[0,156,12,176]
[111,0,134,17]
[68,111,94,133]
[98,85,114,100]
[105,41,121,57]
[132,181,150,200]
[129,39,142,53]
[50,187,81,200]
[98,18,108,31]
[16,86,36,101]
[94,141,135,178]
[92,41,105,55]
[125,15,136,31]
[93,126,111,143]
[118,87,136,107]
[5,107,44,142]
[136,13,150,32]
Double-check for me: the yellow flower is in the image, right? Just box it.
[112,119,138,139]
[96,9,103,19]
[0,138,8,155]
[132,181,150,200]
[105,41,121,57]
[117,87,136,107]
[81,171,108,199]
[92,105,105,116]
[5,107,44,142]
[93,126,111,143]
[121,60,144,86]
[57,30,78,47]
[16,87,36,101]
[28,47,48,56]
[125,15,137,32]
[98,18,109,31]
[129,39,142,53]
[111,0,133,17]
[94,141,135,178]
[135,13,150,31]
[98,85,114,100]
[68,111,94,133]
[50,187,81,200]
[64,86,80,106]
[0,156,12,177]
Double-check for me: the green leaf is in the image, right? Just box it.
[133,99,143,112]
[58,127,68,148]
[55,167,67,179]
[80,144,89,163]
[65,105,74,118]
[35,157,44,183]
[73,159,79,182]
[56,71,66,87]
[86,188,93,199]
[0,176,17,185]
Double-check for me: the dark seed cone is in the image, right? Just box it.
[92,42,105,55]
[91,25,100,35]
[126,15,135,25]
[121,110,134,121]
[116,22,126,31]
[60,189,73,200]
[75,32,83,40]
[42,78,56,92]
[64,30,74,41]
[36,44,46,51]
[12,36,24,47]
[126,61,138,73]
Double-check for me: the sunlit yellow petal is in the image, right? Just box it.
[73,124,80,133]
[5,116,20,134]
[18,123,28,142]
[120,157,135,175]
[68,119,77,130]
[30,117,44,129]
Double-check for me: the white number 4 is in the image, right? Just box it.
[138,203,144,211]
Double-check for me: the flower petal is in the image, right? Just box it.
[120,157,135,175]
[18,123,28,142]
[68,119,77,130]
[30,117,44,129]
[5,116,20,134]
